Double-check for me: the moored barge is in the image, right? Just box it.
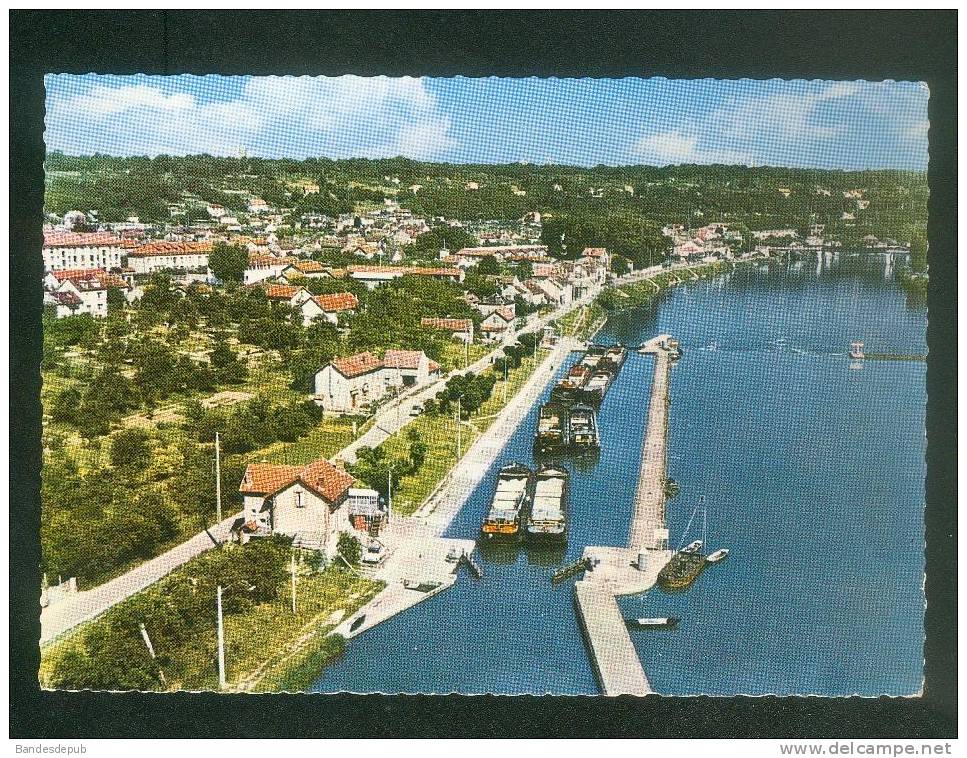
[480,463,533,541]
[534,401,570,456]
[569,404,600,450]
[526,465,569,543]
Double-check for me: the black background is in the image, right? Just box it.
[9,10,957,739]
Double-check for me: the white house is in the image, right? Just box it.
[480,307,516,342]
[42,231,128,272]
[43,271,112,318]
[126,241,213,275]
[347,265,463,290]
[235,458,355,555]
[529,276,573,307]
[474,298,516,318]
[313,349,440,412]
[420,317,474,344]
[299,291,359,327]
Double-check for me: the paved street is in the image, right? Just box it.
[40,511,241,644]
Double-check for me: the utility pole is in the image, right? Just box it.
[290,553,297,615]
[387,467,393,520]
[215,431,222,524]
[456,397,462,458]
[503,358,508,403]
[216,585,226,690]
[139,622,167,687]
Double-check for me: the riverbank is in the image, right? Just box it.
[40,541,382,692]
[311,256,927,697]
[364,348,550,516]
[554,260,739,342]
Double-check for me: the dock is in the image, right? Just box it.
[334,529,476,640]
[573,334,677,695]
[574,582,652,696]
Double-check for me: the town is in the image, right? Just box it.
[38,154,927,692]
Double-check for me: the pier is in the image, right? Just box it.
[573,334,677,695]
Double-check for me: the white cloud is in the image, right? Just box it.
[46,75,456,160]
[632,129,753,166]
[633,131,697,163]
[71,84,194,116]
[630,80,927,169]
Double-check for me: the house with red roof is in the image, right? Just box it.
[278,260,331,283]
[234,457,355,551]
[299,291,359,327]
[480,307,517,342]
[313,349,440,412]
[420,317,474,344]
[42,268,133,318]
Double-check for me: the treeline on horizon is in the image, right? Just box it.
[43,150,927,245]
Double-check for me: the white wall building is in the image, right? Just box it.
[42,232,127,272]
[236,459,355,555]
[313,350,440,412]
[126,241,212,275]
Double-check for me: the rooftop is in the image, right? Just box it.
[239,458,354,504]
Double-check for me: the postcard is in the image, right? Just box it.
[38,74,928,697]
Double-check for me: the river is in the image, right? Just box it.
[312,253,927,696]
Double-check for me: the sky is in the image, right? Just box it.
[44,74,929,171]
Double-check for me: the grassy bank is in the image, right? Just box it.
[40,539,382,693]
[372,351,545,516]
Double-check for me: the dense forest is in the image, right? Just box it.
[44,152,927,244]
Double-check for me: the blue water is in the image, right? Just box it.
[313,255,926,696]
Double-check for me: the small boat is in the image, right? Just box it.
[526,465,569,543]
[569,404,600,450]
[849,341,865,360]
[480,463,533,541]
[349,615,366,632]
[628,617,680,629]
[403,579,442,592]
[658,499,712,591]
[707,548,730,563]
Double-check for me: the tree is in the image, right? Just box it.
[406,226,476,259]
[337,532,362,566]
[209,342,248,384]
[208,242,249,284]
[476,256,501,276]
[909,227,928,273]
[110,428,152,471]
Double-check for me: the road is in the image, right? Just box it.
[40,512,241,644]
[40,285,601,644]
[335,287,601,464]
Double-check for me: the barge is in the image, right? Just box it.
[526,464,569,543]
[534,401,570,456]
[569,404,600,450]
[480,463,533,542]
[552,344,628,406]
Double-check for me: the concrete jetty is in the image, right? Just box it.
[573,334,678,695]
[574,582,652,696]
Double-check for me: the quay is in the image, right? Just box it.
[573,334,677,695]
[333,525,476,640]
